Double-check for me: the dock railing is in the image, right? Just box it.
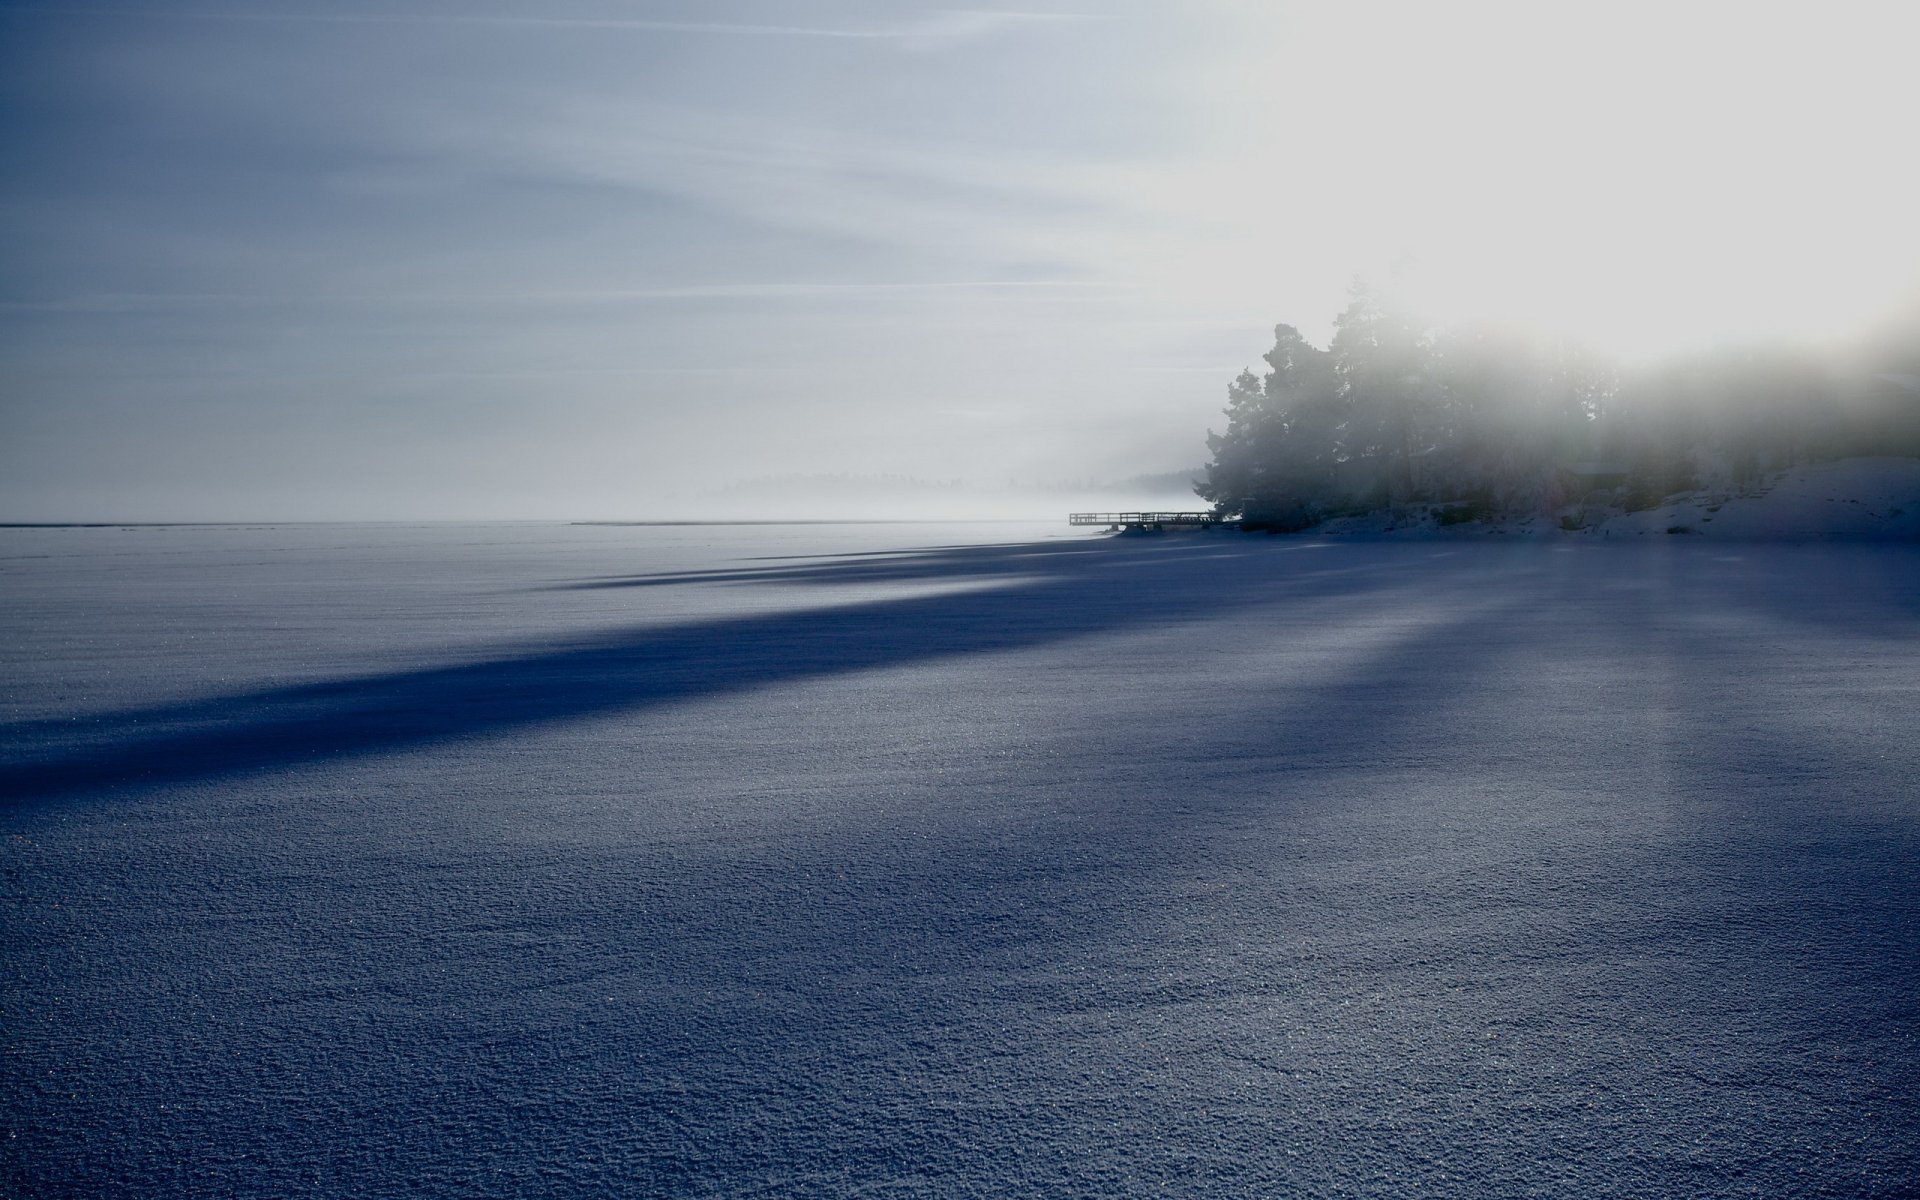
[1068,511,1233,530]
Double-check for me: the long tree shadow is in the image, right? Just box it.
[1,535,1406,807]
[8,537,1909,810]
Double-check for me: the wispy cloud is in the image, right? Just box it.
[0,281,1126,313]
[427,99,1140,273]
[2,6,1096,45]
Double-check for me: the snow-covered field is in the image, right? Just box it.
[4,522,1917,1197]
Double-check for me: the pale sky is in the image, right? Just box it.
[3,0,1915,519]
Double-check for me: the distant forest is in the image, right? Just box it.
[1197,281,1920,529]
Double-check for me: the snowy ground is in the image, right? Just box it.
[3,522,1917,1197]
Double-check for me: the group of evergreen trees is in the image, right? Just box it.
[1197,281,1920,529]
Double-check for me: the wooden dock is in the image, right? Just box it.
[1068,511,1232,531]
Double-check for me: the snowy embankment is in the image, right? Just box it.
[1602,456,1920,539]
[1310,455,1920,540]
[3,523,1918,1196]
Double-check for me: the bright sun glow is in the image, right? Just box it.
[1180,1,1920,357]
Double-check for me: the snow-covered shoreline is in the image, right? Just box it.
[1278,455,1920,541]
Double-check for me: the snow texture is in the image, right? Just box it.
[3,522,1918,1197]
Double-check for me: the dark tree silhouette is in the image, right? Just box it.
[1197,280,1920,529]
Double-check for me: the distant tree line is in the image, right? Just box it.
[1197,280,1920,530]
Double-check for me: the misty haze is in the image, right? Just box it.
[4,2,1918,1197]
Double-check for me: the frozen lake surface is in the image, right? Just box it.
[4,522,1917,1196]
